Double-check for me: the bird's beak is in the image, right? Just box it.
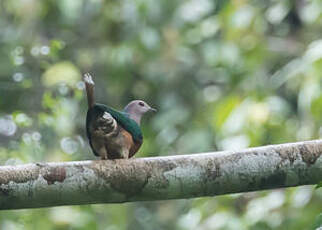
[149,107,157,112]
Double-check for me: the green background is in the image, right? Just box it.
[0,0,321,229]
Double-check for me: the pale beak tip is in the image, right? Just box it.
[150,107,157,112]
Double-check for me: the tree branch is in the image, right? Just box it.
[0,140,321,210]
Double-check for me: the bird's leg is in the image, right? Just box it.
[101,154,108,160]
[120,149,129,159]
[98,146,108,160]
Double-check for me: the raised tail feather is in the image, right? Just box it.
[84,73,95,108]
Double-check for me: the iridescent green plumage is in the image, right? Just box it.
[84,73,155,159]
[86,103,143,156]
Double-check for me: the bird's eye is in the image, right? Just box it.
[138,102,145,107]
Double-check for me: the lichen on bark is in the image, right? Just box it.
[0,140,321,210]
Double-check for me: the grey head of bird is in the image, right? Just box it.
[123,100,157,125]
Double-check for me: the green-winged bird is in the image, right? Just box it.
[84,73,156,160]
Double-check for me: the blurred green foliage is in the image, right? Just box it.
[0,0,322,229]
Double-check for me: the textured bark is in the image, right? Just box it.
[0,140,321,210]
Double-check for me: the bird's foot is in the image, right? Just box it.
[100,155,108,160]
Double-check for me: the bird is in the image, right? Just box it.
[83,73,156,160]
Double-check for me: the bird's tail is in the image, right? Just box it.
[84,73,95,108]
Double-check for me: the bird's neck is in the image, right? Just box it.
[124,107,142,125]
[129,113,141,125]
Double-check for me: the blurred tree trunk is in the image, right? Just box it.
[0,140,321,210]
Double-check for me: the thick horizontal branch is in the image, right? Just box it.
[0,140,321,210]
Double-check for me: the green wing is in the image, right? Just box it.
[86,103,143,143]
